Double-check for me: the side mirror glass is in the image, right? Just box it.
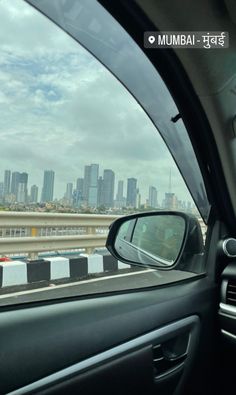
[106,212,203,268]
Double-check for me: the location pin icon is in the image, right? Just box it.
[148,35,155,44]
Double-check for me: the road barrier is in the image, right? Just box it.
[0,212,207,260]
[0,212,119,259]
[0,254,130,288]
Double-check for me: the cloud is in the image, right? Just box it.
[0,0,194,205]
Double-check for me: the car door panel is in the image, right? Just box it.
[0,276,218,394]
[11,316,199,395]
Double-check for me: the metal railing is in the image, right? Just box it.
[0,212,207,260]
[0,212,119,259]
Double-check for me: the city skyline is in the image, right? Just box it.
[0,154,193,205]
[0,165,197,212]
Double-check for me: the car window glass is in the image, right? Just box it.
[0,0,207,305]
[27,0,210,222]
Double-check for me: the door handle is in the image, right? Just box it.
[153,332,189,378]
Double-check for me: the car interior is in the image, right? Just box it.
[1,0,236,394]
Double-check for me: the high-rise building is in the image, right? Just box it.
[102,169,115,208]
[30,185,38,203]
[83,165,91,204]
[76,178,84,194]
[148,186,157,208]
[126,178,137,207]
[97,176,103,207]
[164,192,176,210]
[11,172,20,198]
[3,170,11,198]
[75,178,84,207]
[116,180,124,201]
[116,180,125,208]
[88,164,99,207]
[17,172,28,203]
[41,170,55,203]
[65,182,73,205]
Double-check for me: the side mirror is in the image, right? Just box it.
[106,211,204,269]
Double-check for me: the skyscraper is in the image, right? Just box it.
[88,164,99,207]
[75,178,84,207]
[17,173,28,203]
[83,165,91,204]
[148,186,157,208]
[127,178,137,207]
[116,180,124,201]
[65,182,73,205]
[3,170,11,198]
[30,185,38,203]
[97,176,103,207]
[102,169,115,208]
[116,180,125,208]
[164,192,176,210]
[41,170,55,203]
[76,178,84,194]
[11,171,20,198]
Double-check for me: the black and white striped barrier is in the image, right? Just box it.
[0,254,131,288]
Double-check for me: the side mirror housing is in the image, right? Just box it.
[106,211,204,269]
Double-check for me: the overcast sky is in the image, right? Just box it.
[0,0,195,205]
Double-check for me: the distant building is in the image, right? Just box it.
[88,164,99,208]
[164,192,177,210]
[11,171,20,199]
[116,180,125,208]
[41,170,55,203]
[3,170,11,198]
[126,178,137,207]
[30,185,38,203]
[75,178,84,207]
[83,165,91,204]
[102,169,115,208]
[17,173,28,203]
[97,176,103,207]
[148,186,157,208]
[65,182,73,205]
[117,180,124,200]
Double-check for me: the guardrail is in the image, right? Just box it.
[0,212,118,228]
[0,212,207,260]
[0,212,119,259]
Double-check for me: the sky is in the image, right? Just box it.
[0,0,195,205]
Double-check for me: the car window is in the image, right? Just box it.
[0,0,207,305]
[27,0,210,223]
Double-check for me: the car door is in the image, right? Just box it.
[0,0,231,394]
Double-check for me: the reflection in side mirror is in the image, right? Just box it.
[106,211,204,269]
[115,215,185,266]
